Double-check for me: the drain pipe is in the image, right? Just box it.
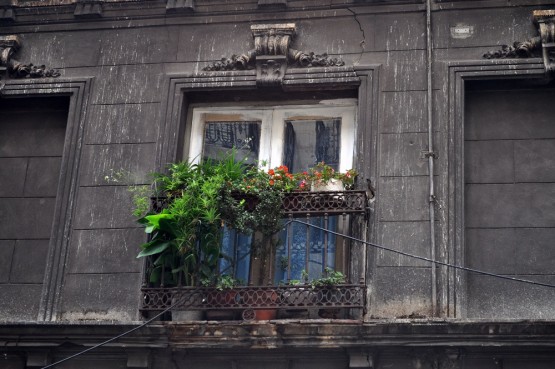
[425,0,437,317]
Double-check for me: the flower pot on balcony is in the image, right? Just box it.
[171,291,205,321]
[311,178,344,192]
[205,288,241,321]
[315,286,344,319]
[241,289,279,321]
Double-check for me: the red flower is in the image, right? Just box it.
[268,169,275,176]
[269,179,275,186]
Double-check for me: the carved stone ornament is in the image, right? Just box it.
[202,23,345,87]
[483,10,555,74]
[0,35,61,79]
[534,10,555,74]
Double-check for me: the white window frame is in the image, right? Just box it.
[187,99,358,171]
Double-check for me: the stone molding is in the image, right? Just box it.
[258,0,287,8]
[74,1,103,18]
[0,0,15,21]
[166,0,194,13]
[0,35,61,80]
[483,10,555,74]
[202,23,345,87]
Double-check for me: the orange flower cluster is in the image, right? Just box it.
[267,165,296,190]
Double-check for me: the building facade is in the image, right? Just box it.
[1,0,555,368]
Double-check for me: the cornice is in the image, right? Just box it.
[0,1,425,33]
[2,320,555,349]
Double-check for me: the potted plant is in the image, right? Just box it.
[310,267,347,319]
[136,157,244,285]
[297,162,358,192]
[134,154,246,320]
[203,274,243,320]
[220,164,297,286]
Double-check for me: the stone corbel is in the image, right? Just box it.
[74,0,103,18]
[26,350,51,369]
[127,350,151,369]
[0,35,61,80]
[166,0,194,13]
[0,0,16,22]
[202,23,345,87]
[534,10,555,74]
[413,349,462,369]
[348,350,378,369]
[483,10,555,75]
[258,0,287,8]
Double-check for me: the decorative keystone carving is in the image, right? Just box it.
[166,0,194,13]
[484,10,555,74]
[202,23,345,87]
[258,0,287,8]
[256,55,287,87]
[74,0,103,18]
[0,35,61,79]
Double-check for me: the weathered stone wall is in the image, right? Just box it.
[0,0,553,324]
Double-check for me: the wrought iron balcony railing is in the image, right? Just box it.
[140,190,368,320]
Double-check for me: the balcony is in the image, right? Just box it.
[140,190,368,321]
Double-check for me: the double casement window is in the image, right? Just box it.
[187,100,356,172]
[185,100,357,283]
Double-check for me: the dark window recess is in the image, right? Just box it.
[0,96,69,321]
[464,80,555,319]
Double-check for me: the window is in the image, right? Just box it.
[187,100,357,172]
[185,100,357,284]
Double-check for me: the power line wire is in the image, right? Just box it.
[290,219,555,290]
[41,219,555,368]
[40,302,176,369]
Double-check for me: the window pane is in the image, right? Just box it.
[283,118,341,172]
[219,226,251,283]
[202,122,259,281]
[274,217,338,284]
[203,121,260,165]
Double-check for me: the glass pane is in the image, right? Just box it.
[203,122,259,282]
[278,117,341,284]
[219,226,251,283]
[283,118,341,172]
[203,121,261,165]
[274,217,338,284]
